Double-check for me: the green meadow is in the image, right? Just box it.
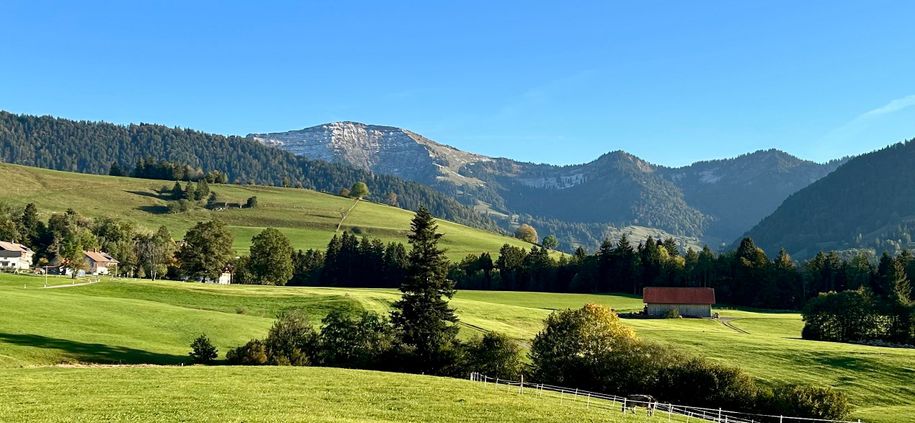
[0,274,911,422]
[0,163,538,260]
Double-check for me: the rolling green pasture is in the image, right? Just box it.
[0,366,706,423]
[0,163,538,260]
[0,274,912,422]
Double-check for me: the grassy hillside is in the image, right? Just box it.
[0,163,538,260]
[0,366,706,423]
[0,274,911,422]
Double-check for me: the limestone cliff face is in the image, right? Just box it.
[253,122,489,187]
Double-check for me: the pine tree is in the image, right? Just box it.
[871,253,906,302]
[390,207,458,369]
[171,181,183,199]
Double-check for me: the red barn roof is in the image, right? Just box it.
[643,287,715,305]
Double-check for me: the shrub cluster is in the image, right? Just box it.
[223,309,523,379]
[802,253,914,345]
[529,305,851,420]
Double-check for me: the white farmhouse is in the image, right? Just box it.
[0,241,34,271]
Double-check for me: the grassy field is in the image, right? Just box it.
[0,365,710,423]
[0,163,539,260]
[0,274,912,422]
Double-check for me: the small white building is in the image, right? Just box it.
[216,271,232,285]
[84,251,119,275]
[0,241,34,270]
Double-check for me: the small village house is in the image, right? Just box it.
[84,251,119,275]
[643,287,716,318]
[0,241,34,271]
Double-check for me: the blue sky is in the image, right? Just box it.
[3,1,915,167]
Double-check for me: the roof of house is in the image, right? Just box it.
[0,241,33,254]
[84,251,119,264]
[643,287,716,305]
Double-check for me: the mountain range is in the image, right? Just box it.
[253,122,844,250]
[7,110,913,258]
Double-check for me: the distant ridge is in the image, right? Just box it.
[255,122,844,248]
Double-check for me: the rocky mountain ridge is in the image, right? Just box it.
[253,122,844,250]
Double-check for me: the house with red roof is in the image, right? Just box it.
[642,287,716,318]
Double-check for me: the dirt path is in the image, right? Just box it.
[42,280,99,289]
[718,317,750,334]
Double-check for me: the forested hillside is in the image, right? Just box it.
[0,112,497,231]
[745,140,915,258]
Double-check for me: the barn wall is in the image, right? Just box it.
[646,303,712,318]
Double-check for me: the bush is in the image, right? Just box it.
[319,310,395,369]
[657,357,759,411]
[460,332,522,380]
[528,304,637,388]
[514,224,538,243]
[189,334,218,364]
[167,199,191,214]
[265,310,319,366]
[244,196,258,208]
[226,339,268,365]
[766,385,851,419]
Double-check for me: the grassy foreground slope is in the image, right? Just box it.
[0,366,704,423]
[0,274,911,422]
[0,163,537,260]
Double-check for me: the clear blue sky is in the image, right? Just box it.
[3,1,915,167]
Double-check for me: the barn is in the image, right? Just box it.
[643,287,716,318]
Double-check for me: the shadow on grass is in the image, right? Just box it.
[0,333,187,364]
[137,205,170,214]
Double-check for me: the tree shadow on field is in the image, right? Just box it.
[0,333,187,364]
[125,190,163,199]
[137,205,170,214]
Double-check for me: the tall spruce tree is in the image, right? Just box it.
[390,206,458,368]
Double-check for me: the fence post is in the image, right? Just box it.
[779,416,783,423]
[668,404,671,422]
[622,398,626,413]
[586,393,590,408]
[519,375,523,395]
[718,408,722,422]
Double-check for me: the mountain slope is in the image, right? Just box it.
[743,140,915,258]
[660,149,842,243]
[255,122,841,248]
[0,111,497,232]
